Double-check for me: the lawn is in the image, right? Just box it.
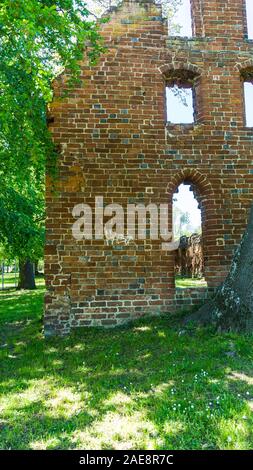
[0,272,19,288]
[0,273,45,289]
[0,285,253,450]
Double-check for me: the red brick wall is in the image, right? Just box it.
[44,0,253,335]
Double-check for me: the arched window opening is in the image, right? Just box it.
[173,182,207,289]
[246,0,253,39]
[167,0,193,37]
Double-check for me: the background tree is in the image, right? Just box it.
[0,185,44,289]
[0,0,103,174]
[0,1,103,288]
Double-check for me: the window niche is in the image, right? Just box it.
[246,0,253,39]
[166,85,194,124]
[241,68,253,127]
[165,69,199,125]
[168,0,193,37]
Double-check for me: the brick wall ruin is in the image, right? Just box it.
[44,0,253,335]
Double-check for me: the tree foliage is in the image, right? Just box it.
[0,1,104,281]
[0,0,103,181]
[0,1,104,290]
[0,185,44,262]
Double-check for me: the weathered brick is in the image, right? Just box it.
[44,0,253,335]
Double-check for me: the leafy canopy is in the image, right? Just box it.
[0,1,103,261]
[0,0,103,181]
[0,185,44,262]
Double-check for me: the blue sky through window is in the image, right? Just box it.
[166,87,194,123]
[173,184,202,236]
[171,0,192,37]
[245,83,253,126]
[246,0,253,39]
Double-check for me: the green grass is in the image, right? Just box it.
[1,285,253,450]
[175,276,207,289]
[0,273,45,288]
[0,272,18,287]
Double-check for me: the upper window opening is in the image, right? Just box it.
[244,82,253,126]
[168,0,192,37]
[246,0,253,39]
[166,85,194,124]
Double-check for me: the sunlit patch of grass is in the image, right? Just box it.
[46,388,84,418]
[72,410,157,450]
[229,371,253,386]
[30,437,60,451]
[0,272,19,287]
[1,287,253,449]
[0,283,45,325]
[216,416,252,450]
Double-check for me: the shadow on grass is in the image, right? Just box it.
[0,289,253,450]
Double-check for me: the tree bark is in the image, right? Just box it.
[185,204,253,332]
[34,260,39,276]
[18,259,36,290]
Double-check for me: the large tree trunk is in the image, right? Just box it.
[34,260,39,276]
[18,259,36,290]
[185,204,253,332]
